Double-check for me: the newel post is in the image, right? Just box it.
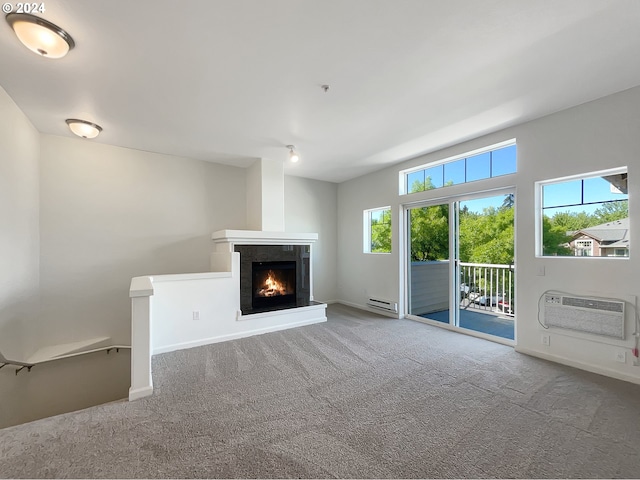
[129,276,154,401]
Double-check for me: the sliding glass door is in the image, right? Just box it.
[407,202,454,324]
[407,192,515,341]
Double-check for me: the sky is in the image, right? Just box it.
[542,176,627,216]
[407,145,517,194]
[461,176,627,215]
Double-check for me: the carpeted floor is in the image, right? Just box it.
[1,303,639,478]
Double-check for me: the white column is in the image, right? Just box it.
[129,276,154,401]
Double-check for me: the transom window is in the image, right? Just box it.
[538,167,628,258]
[400,141,516,195]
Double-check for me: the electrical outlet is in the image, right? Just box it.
[615,350,626,363]
[192,311,200,321]
[541,334,550,346]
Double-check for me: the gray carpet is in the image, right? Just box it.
[1,303,640,478]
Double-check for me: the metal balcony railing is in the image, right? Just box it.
[459,262,514,316]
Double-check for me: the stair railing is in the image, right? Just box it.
[0,346,130,375]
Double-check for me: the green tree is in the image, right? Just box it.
[542,216,572,256]
[459,205,514,264]
[410,204,449,261]
[370,209,391,253]
[593,200,628,224]
[409,179,424,193]
[550,210,592,232]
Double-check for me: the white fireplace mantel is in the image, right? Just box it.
[212,229,318,247]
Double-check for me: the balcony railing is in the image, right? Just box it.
[460,262,514,316]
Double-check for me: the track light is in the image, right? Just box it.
[286,145,299,163]
[5,13,75,58]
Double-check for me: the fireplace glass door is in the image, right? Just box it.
[252,261,296,310]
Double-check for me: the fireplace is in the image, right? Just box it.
[252,261,296,309]
[234,244,311,314]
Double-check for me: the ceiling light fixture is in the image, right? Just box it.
[5,13,75,58]
[66,119,103,139]
[286,145,299,163]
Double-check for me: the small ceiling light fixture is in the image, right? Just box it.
[5,13,75,58]
[286,145,299,163]
[66,119,103,139]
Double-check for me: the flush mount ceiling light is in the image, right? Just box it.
[5,13,75,58]
[286,145,299,163]
[66,119,102,139]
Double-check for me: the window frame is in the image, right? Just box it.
[574,239,594,257]
[399,139,517,196]
[363,206,392,254]
[535,166,628,259]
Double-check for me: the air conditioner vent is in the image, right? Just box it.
[562,297,624,313]
[544,294,625,339]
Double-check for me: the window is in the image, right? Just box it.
[538,167,628,257]
[574,239,593,256]
[401,141,516,195]
[364,207,391,253]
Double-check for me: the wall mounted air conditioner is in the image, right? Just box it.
[366,297,398,313]
[543,294,625,339]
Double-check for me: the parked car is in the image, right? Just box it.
[496,299,514,314]
[468,292,501,306]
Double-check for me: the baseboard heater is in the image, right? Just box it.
[543,294,625,339]
[366,297,398,313]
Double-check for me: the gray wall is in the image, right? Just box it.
[410,262,450,315]
[0,86,40,360]
[38,134,248,348]
[284,176,338,303]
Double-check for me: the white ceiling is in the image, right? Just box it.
[1,0,640,183]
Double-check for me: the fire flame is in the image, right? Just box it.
[257,270,289,297]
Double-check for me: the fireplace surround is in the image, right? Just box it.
[211,229,324,318]
[235,244,311,314]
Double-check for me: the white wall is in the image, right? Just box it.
[337,168,399,309]
[0,87,340,426]
[515,86,639,382]
[337,85,640,383]
[148,254,326,357]
[284,176,338,303]
[38,135,248,350]
[246,159,262,231]
[0,88,130,429]
[0,85,40,359]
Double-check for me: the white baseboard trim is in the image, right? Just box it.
[515,346,640,386]
[153,316,327,355]
[128,385,154,401]
[335,300,400,319]
[317,299,339,305]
